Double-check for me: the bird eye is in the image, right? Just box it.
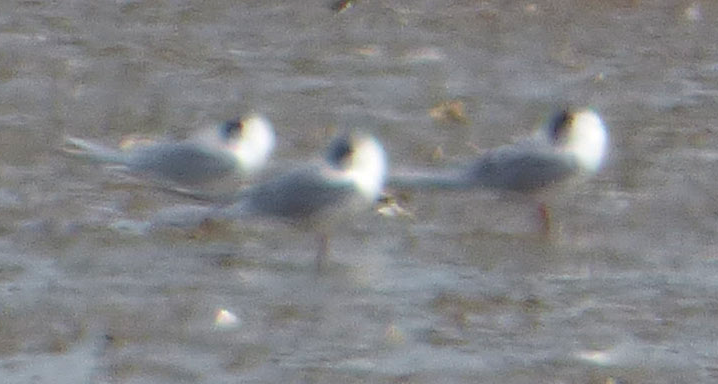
[548,109,571,142]
[327,135,353,167]
[221,119,243,140]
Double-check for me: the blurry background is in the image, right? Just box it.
[1,0,718,383]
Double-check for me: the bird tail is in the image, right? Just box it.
[62,137,129,164]
[149,200,252,231]
[387,167,473,190]
[150,204,221,229]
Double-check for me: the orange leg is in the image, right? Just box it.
[537,202,553,236]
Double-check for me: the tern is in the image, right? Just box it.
[63,113,275,190]
[389,107,608,193]
[154,131,387,270]
[388,107,608,232]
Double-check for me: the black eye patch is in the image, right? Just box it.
[221,118,243,140]
[548,109,571,143]
[326,135,353,167]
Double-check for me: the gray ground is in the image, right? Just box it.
[1,0,718,383]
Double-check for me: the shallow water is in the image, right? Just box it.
[2,0,718,383]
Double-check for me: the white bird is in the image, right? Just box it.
[389,107,608,193]
[388,107,608,232]
[225,132,386,219]
[154,131,387,269]
[63,113,275,190]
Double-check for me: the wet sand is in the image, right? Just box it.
[2,1,718,383]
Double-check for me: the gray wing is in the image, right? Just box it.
[388,167,470,190]
[238,168,354,220]
[63,137,130,165]
[465,147,578,192]
[130,143,238,185]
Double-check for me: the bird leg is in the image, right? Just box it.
[315,232,329,273]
